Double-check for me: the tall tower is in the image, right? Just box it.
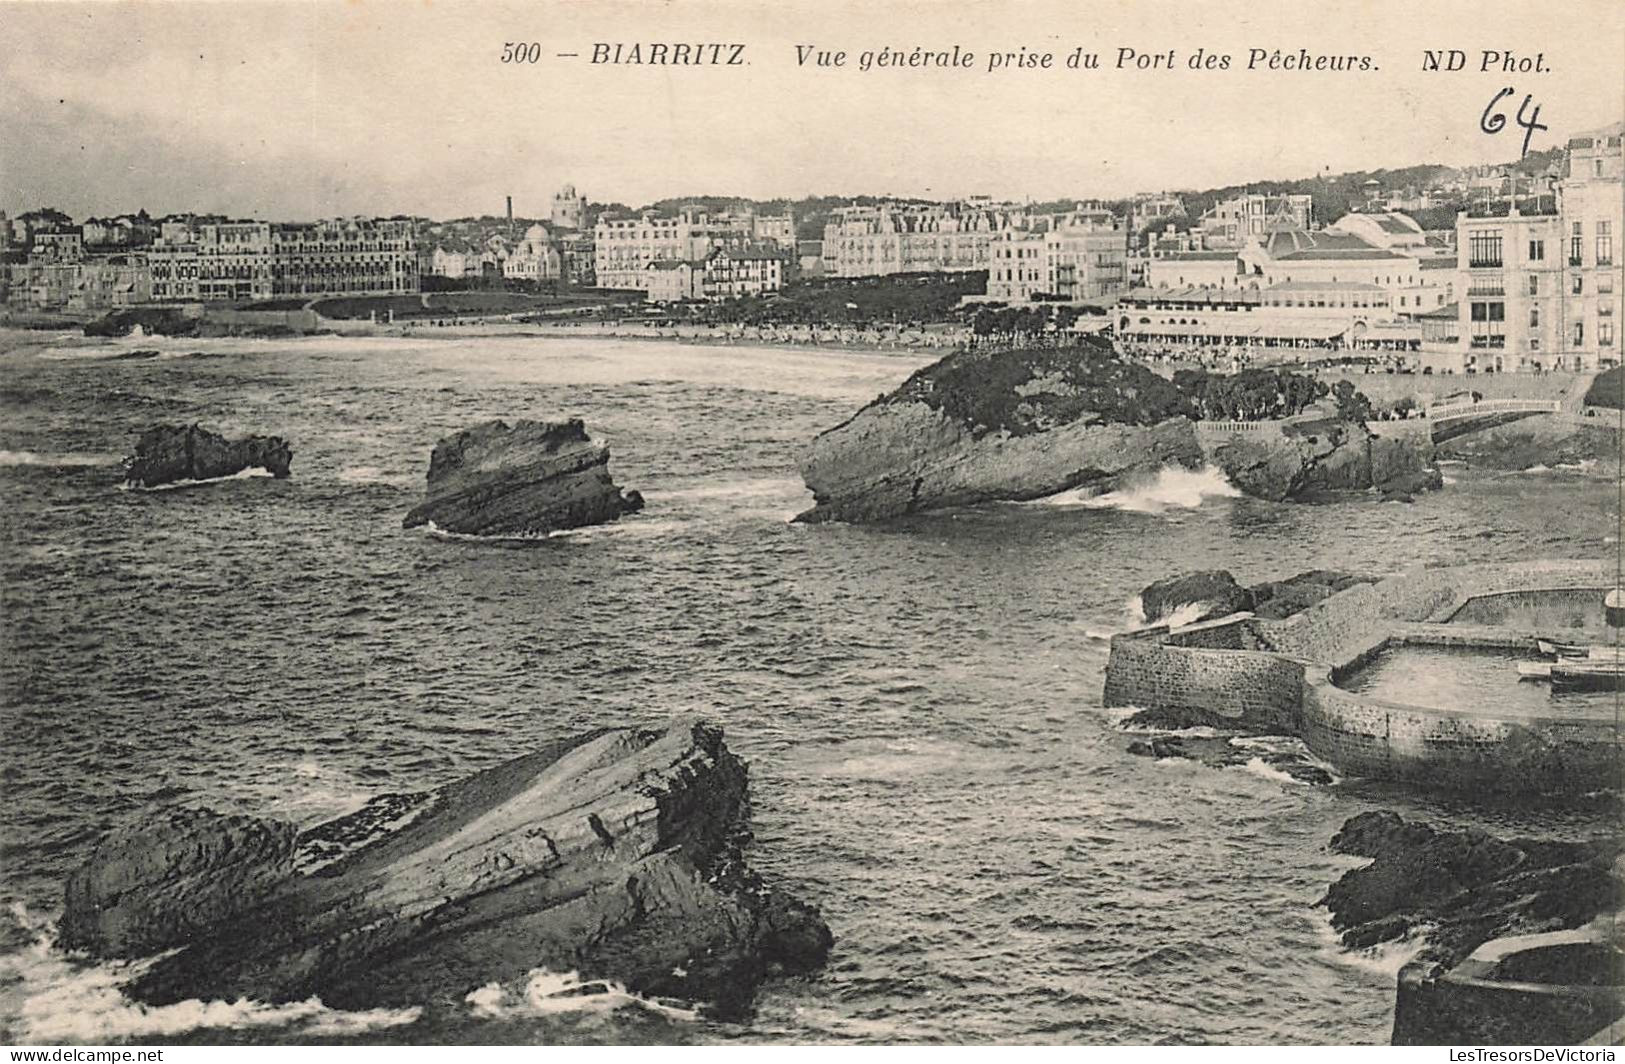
[506,195,514,236]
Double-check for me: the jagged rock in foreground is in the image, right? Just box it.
[1320,811,1624,1044]
[403,418,643,537]
[59,720,832,1019]
[122,423,293,487]
[796,339,1205,523]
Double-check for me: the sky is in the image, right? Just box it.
[2,0,1622,221]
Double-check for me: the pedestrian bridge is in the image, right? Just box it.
[1424,398,1562,443]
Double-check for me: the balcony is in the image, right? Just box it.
[1569,257,1584,267]
[1467,258,1503,270]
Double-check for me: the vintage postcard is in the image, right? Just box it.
[0,0,1621,1051]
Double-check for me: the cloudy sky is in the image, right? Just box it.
[2,0,1621,221]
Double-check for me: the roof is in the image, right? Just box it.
[646,259,700,271]
[1417,302,1459,320]
[1122,285,1263,305]
[1266,280,1385,292]
[1419,257,1458,270]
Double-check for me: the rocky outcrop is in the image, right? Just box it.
[796,340,1205,522]
[122,423,293,487]
[403,418,643,537]
[1202,414,1440,501]
[1139,570,1254,625]
[1437,417,1621,472]
[1125,733,1334,785]
[1321,812,1625,1044]
[59,720,831,1019]
[1134,567,1377,627]
[1322,811,1621,967]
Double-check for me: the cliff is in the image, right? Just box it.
[403,418,643,537]
[122,423,293,487]
[59,720,831,1019]
[796,340,1206,522]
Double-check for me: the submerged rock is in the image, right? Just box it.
[795,339,1205,522]
[122,423,293,487]
[59,720,831,1019]
[403,418,643,537]
[1125,733,1334,785]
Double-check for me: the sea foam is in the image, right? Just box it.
[1,903,420,1043]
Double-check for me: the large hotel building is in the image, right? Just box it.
[1420,123,1622,373]
[145,217,419,303]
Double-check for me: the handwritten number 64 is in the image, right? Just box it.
[1481,87,1548,159]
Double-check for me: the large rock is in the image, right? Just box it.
[796,340,1205,522]
[1322,812,1625,1044]
[1203,413,1439,501]
[1321,811,1622,970]
[402,418,643,537]
[1139,570,1254,625]
[59,720,831,1019]
[122,423,293,487]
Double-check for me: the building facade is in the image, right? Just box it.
[551,184,586,231]
[820,201,1021,278]
[1420,123,1623,373]
[702,245,784,299]
[1196,193,1313,249]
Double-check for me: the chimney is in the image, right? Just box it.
[506,195,513,234]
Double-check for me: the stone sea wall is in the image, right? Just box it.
[1103,559,1619,792]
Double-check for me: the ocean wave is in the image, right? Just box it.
[119,469,277,492]
[1313,910,1433,980]
[464,968,698,1023]
[1035,465,1241,514]
[1,903,420,1044]
[0,450,117,468]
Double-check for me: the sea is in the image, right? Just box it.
[0,329,1617,1046]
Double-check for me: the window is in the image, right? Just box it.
[1603,322,1616,346]
[1529,275,1540,295]
[1573,321,1585,346]
[1601,273,1616,295]
[1571,222,1584,265]
[1528,239,1544,261]
[1574,275,1584,295]
[1468,230,1503,268]
[1530,306,1540,328]
[1598,221,1613,266]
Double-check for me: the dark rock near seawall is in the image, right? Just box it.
[796,340,1206,522]
[1321,811,1625,1044]
[1203,415,1440,502]
[403,418,643,537]
[1139,570,1254,625]
[59,720,831,1019]
[122,423,293,487]
[1322,811,1622,967]
[1134,567,1378,626]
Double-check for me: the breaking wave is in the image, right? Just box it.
[1,903,420,1044]
[464,968,698,1023]
[119,469,277,492]
[0,450,117,469]
[1313,910,1434,980]
[1036,465,1241,514]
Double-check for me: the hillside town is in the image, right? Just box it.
[3,121,1619,375]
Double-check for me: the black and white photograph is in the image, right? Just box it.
[0,0,1621,1050]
